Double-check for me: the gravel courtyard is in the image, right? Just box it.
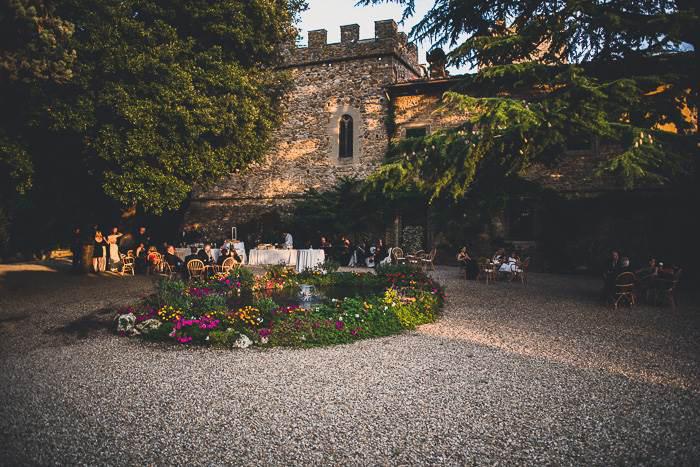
[1,261,699,465]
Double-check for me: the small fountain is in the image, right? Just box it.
[299,284,318,309]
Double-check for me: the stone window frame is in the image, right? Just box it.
[339,114,354,159]
[403,123,431,139]
[328,105,362,165]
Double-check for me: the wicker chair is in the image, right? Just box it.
[391,247,406,265]
[421,248,437,271]
[478,260,497,284]
[217,257,237,274]
[187,259,205,280]
[613,272,636,309]
[649,268,682,309]
[159,261,176,279]
[515,257,530,284]
[406,250,424,267]
[121,256,135,276]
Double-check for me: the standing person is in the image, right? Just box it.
[135,242,147,274]
[107,227,123,272]
[134,226,150,249]
[71,227,83,273]
[92,231,107,273]
[283,231,293,249]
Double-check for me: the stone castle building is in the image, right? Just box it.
[183,19,694,265]
[185,20,424,231]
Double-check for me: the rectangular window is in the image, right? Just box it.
[405,126,427,139]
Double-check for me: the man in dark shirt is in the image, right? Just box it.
[134,226,150,250]
[164,245,184,271]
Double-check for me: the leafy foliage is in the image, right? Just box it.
[0,0,306,255]
[359,0,697,200]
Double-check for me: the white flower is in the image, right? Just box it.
[205,335,210,341]
[339,316,343,321]
[355,314,359,318]
[384,306,388,311]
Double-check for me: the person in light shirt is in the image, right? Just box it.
[283,232,293,249]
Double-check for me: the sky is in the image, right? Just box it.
[296,0,473,74]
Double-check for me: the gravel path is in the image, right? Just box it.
[1,261,699,465]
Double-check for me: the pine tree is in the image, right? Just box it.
[358,0,698,201]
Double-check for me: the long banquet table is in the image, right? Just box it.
[248,249,297,266]
[247,248,325,271]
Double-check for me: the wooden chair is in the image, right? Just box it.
[421,248,437,271]
[514,257,530,284]
[478,260,497,284]
[217,257,237,274]
[121,256,135,276]
[159,261,175,279]
[391,247,406,265]
[613,271,636,309]
[187,259,205,280]
[405,250,424,267]
[649,268,682,309]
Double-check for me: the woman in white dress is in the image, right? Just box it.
[107,227,123,271]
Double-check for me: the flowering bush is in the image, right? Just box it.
[115,264,444,348]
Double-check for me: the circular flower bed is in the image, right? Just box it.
[115,264,445,348]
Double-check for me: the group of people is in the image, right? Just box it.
[71,225,152,273]
[602,250,676,300]
[347,238,391,268]
[456,246,525,280]
[72,224,242,276]
[295,234,390,268]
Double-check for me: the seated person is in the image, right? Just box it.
[218,247,242,265]
[197,243,215,267]
[184,246,199,266]
[457,246,479,280]
[498,251,521,274]
[602,250,625,299]
[491,248,506,264]
[146,246,161,274]
[164,245,184,271]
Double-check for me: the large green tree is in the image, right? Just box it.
[358,0,697,202]
[0,0,305,254]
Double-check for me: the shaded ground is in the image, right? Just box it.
[0,262,699,465]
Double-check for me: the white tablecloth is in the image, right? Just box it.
[223,242,247,263]
[248,249,297,266]
[296,249,325,272]
[176,242,246,264]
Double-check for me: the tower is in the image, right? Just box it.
[185,20,421,229]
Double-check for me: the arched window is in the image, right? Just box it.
[339,114,353,158]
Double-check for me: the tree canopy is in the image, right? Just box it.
[0,0,305,254]
[358,0,697,202]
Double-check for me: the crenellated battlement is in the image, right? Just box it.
[281,20,421,78]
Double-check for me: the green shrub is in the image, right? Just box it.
[209,328,242,348]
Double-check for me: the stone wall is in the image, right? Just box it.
[185,20,421,228]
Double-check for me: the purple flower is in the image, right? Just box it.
[335,321,344,330]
